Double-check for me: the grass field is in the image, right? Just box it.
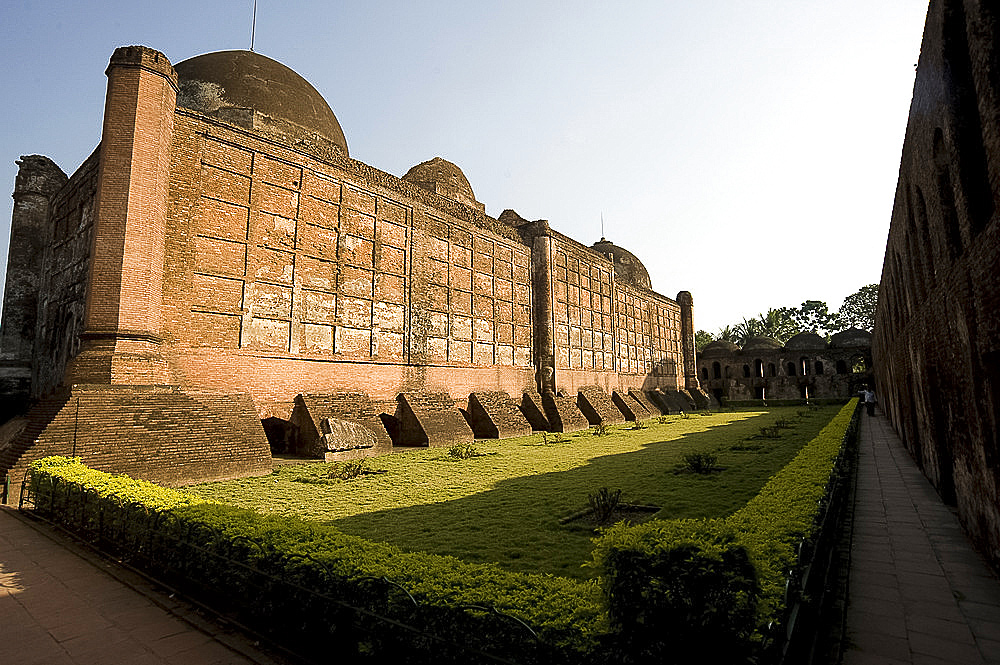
[184,405,842,578]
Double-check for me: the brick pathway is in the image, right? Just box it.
[0,507,287,665]
[842,413,1000,664]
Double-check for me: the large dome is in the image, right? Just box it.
[174,50,348,155]
[591,238,652,290]
[402,157,483,211]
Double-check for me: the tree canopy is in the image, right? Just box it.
[696,283,878,350]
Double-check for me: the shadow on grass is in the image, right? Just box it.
[328,407,839,579]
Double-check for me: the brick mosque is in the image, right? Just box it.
[0,45,717,492]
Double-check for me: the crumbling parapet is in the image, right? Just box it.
[0,156,68,415]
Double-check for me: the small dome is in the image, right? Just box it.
[785,331,828,350]
[592,238,651,290]
[701,340,739,356]
[742,336,783,352]
[830,328,872,348]
[402,157,483,211]
[174,50,348,155]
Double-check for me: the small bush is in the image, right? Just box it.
[588,487,623,525]
[775,417,793,429]
[328,459,368,480]
[592,422,612,437]
[448,442,479,459]
[630,419,647,430]
[680,411,691,419]
[683,452,718,474]
[759,425,781,439]
[657,415,670,424]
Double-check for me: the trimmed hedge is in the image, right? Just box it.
[592,399,859,661]
[27,457,604,664]
[28,400,859,663]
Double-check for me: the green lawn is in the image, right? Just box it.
[184,405,842,578]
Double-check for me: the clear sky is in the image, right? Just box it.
[0,0,929,334]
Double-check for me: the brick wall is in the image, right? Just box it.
[1,384,272,503]
[873,0,1000,570]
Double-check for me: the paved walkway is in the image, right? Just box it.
[0,507,288,665]
[842,412,1000,665]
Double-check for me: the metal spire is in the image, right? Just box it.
[250,0,257,52]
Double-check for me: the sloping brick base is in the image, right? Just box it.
[0,384,272,504]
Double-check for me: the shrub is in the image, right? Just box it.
[587,487,623,525]
[592,422,612,437]
[683,452,718,474]
[657,415,669,424]
[775,417,793,429]
[328,459,368,480]
[759,425,781,439]
[448,442,479,459]
[630,419,647,430]
[592,519,759,663]
[591,399,859,659]
[26,457,604,663]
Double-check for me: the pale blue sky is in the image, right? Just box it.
[0,0,930,333]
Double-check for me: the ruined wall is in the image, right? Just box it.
[0,155,69,414]
[160,111,535,414]
[873,0,1000,569]
[699,334,873,402]
[29,151,100,397]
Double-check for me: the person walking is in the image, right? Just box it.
[862,387,877,416]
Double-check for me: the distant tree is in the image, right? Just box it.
[757,308,799,342]
[695,329,714,351]
[716,325,739,343]
[789,300,840,338]
[837,283,879,332]
[732,317,764,345]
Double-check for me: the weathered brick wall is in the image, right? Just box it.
[874,0,1000,570]
[546,232,688,396]
[615,282,685,391]
[1,384,272,503]
[0,155,69,413]
[160,112,535,410]
[19,152,99,397]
